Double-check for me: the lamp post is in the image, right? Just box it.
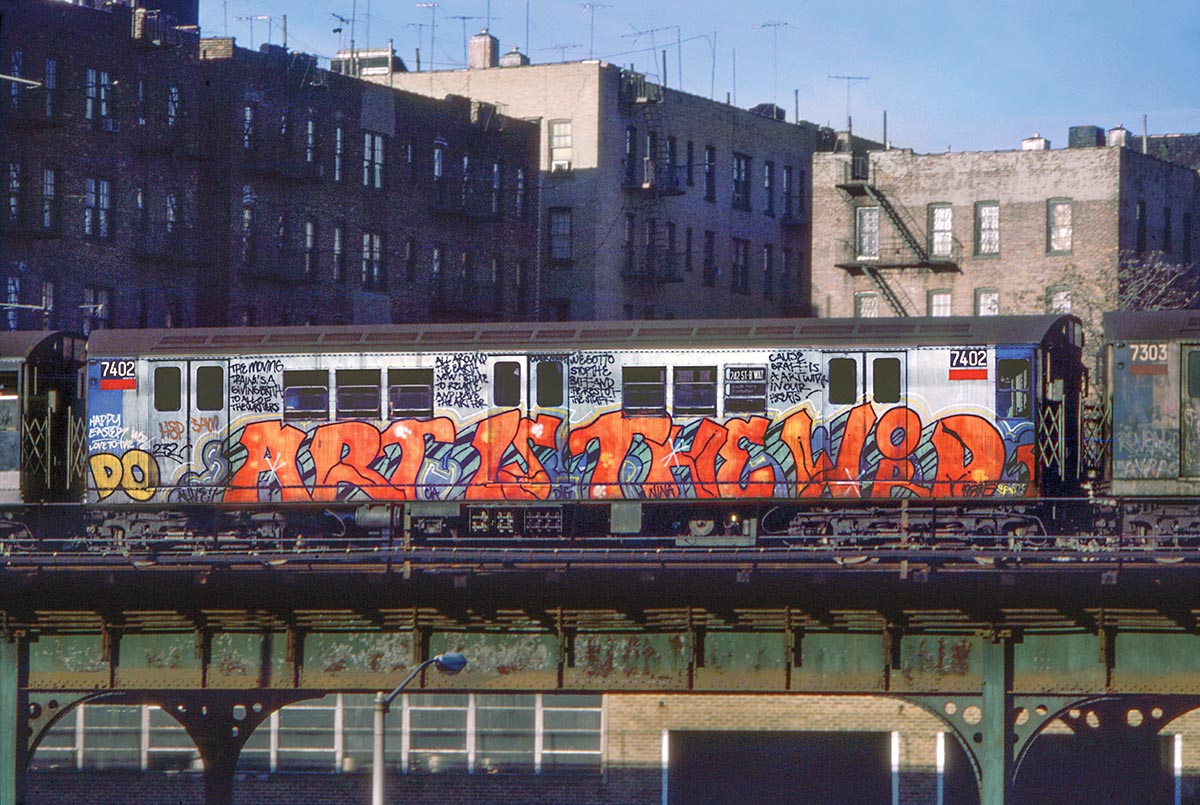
[371,651,467,805]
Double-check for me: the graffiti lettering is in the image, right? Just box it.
[768,350,826,406]
[150,441,187,464]
[89,449,160,501]
[192,415,219,434]
[435,353,486,409]
[230,359,283,414]
[159,420,186,441]
[569,352,617,406]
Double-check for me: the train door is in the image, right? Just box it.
[823,351,907,416]
[185,359,229,483]
[1181,344,1200,477]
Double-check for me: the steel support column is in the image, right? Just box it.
[0,635,29,805]
[980,633,1013,805]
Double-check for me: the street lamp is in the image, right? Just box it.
[371,651,467,805]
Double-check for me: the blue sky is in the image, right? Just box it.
[197,0,1200,154]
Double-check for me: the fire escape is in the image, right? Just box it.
[619,70,684,287]
[835,156,961,316]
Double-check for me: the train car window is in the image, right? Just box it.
[336,369,381,419]
[494,361,521,407]
[196,366,224,411]
[283,369,329,420]
[1189,352,1200,398]
[388,368,434,418]
[673,366,717,416]
[0,371,18,400]
[154,366,181,412]
[536,361,564,407]
[623,366,666,416]
[996,359,1031,419]
[829,358,858,404]
[873,358,901,404]
[724,366,768,414]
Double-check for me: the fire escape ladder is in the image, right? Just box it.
[641,101,679,195]
[863,184,929,263]
[861,265,910,317]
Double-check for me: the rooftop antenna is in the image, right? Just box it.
[332,13,351,51]
[447,14,482,65]
[620,24,681,86]
[236,15,272,49]
[416,2,440,70]
[829,74,870,131]
[580,3,610,59]
[541,43,582,62]
[753,21,794,112]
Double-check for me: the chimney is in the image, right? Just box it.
[1021,133,1051,151]
[468,30,499,69]
[1106,125,1131,148]
[499,46,530,67]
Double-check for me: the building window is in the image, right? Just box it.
[405,236,417,282]
[491,161,502,215]
[304,219,317,276]
[165,191,178,234]
[732,153,751,210]
[782,165,795,219]
[361,231,384,289]
[856,206,879,259]
[686,141,695,185]
[684,228,693,273]
[704,145,716,201]
[762,244,774,298]
[975,288,1000,316]
[84,178,110,239]
[549,120,572,170]
[85,68,110,121]
[363,132,384,189]
[731,238,750,294]
[1184,212,1193,262]
[334,126,343,181]
[517,259,529,315]
[305,118,316,164]
[406,141,415,181]
[1047,198,1072,254]
[242,103,255,151]
[665,221,677,276]
[975,202,999,256]
[623,125,638,184]
[763,161,775,216]
[133,186,147,232]
[241,202,256,267]
[4,276,18,331]
[43,58,57,119]
[1164,207,1173,254]
[8,51,19,111]
[781,247,792,301]
[928,204,952,258]
[491,256,503,315]
[623,213,635,272]
[703,230,716,286]
[433,142,445,180]
[167,85,180,127]
[41,280,56,329]
[135,78,146,126]
[549,208,572,265]
[5,162,18,226]
[928,290,951,317]
[855,292,880,318]
[666,136,678,188]
[516,167,527,219]
[40,168,56,232]
[1047,286,1072,314]
[332,225,344,283]
[275,213,288,258]
[83,286,110,334]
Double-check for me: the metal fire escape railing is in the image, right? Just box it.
[862,264,913,317]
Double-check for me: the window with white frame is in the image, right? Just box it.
[85,68,111,121]
[491,161,502,215]
[549,208,572,264]
[732,153,751,210]
[83,286,110,333]
[40,168,56,232]
[763,161,775,216]
[516,167,526,219]
[975,201,999,256]
[332,225,344,283]
[363,132,385,189]
[5,162,18,225]
[928,289,951,317]
[41,280,56,329]
[703,145,716,201]
[167,85,180,127]
[304,219,317,276]
[549,120,572,170]
[165,191,178,234]
[333,125,343,180]
[1047,286,1072,314]
[361,231,384,289]
[1047,199,1072,254]
[929,204,952,258]
[305,118,316,163]
[5,275,18,331]
[243,104,256,151]
[856,206,879,259]
[43,57,57,119]
[855,292,880,318]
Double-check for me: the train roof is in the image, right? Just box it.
[1104,309,1200,341]
[0,331,85,363]
[86,316,1078,357]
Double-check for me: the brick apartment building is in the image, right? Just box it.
[381,32,873,321]
[811,127,1200,374]
[1,0,205,333]
[195,38,540,327]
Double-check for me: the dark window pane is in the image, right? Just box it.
[196,366,223,411]
[154,366,181,412]
[1189,352,1200,398]
[674,365,717,415]
[873,357,901,404]
[494,360,521,407]
[337,369,380,419]
[283,369,328,420]
[829,358,857,404]
[997,359,1031,419]
[536,361,563,407]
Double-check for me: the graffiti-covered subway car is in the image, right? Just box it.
[83,316,1084,543]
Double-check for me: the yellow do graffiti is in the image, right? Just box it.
[90,450,160,501]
